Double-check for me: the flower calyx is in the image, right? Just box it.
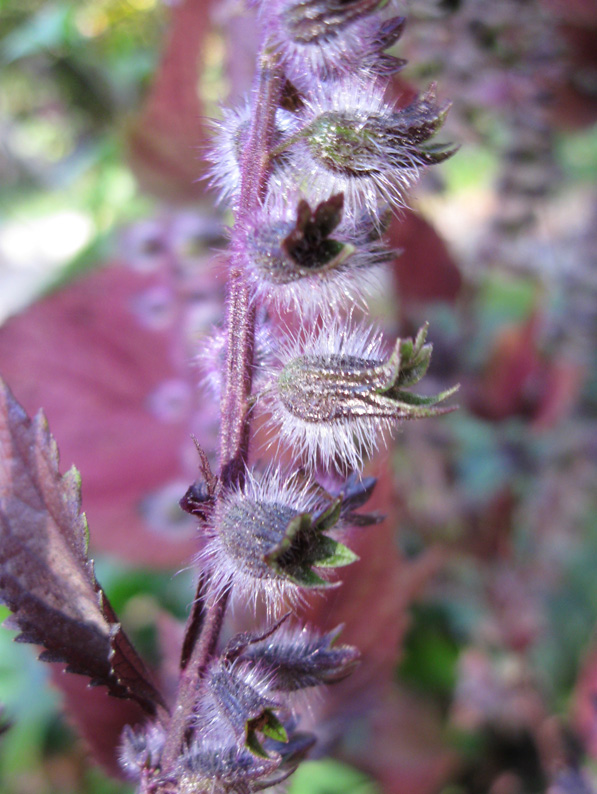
[283,0,387,44]
[237,622,360,692]
[199,659,288,757]
[262,494,358,588]
[201,469,359,610]
[266,321,459,469]
[245,192,390,315]
[306,84,455,178]
[282,193,350,274]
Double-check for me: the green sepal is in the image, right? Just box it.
[396,324,432,388]
[263,521,335,587]
[376,337,402,391]
[319,241,355,271]
[246,729,269,759]
[283,565,334,589]
[264,512,313,567]
[312,535,359,568]
[314,496,343,532]
[376,324,433,393]
[246,710,288,758]
[394,383,460,409]
[261,711,289,744]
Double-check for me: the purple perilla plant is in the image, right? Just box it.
[0,2,456,792]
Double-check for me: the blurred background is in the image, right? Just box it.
[1,0,597,792]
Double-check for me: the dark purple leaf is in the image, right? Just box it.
[0,379,165,715]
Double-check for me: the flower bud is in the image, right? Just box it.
[288,80,456,221]
[258,1,407,89]
[180,726,314,794]
[244,192,390,315]
[200,468,358,612]
[208,100,299,207]
[264,321,459,470]
[197,324,274,399]
[240,624,360,691]
[196,659,286,755]
[119,724,165,781]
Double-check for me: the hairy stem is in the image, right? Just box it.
[220,45,284,486]
[160,585,230,772]
[161,41,284,772]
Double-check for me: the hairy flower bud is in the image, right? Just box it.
[180,728,314,794]
[284,80,456,221]
[257,1,407,89]
[201,468,358,611]
[240,624,360,691]
[197,324,273,399]
[119,724,166,782]
[196,659,287,755]
[208,100,299,207]
[244,192,390,315]
[264,321,459,470]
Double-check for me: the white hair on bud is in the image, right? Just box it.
[242,190,389,318]
[198,467,332,616]
[262,316,396,471]
[207,99,300,208]
[276,77,453,226]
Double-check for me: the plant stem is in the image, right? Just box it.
[160,41,284,774]
[160,585,229,772]
[219,44,284,487]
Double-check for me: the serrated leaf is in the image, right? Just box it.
[0,379,164,715]
[102,597,167,713]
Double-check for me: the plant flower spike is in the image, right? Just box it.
[0,1,457,793]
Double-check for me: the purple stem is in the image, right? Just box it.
[160,41,283,774]
[219,46,284,486]
[160,585,229,771]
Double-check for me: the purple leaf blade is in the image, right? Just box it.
[0,378,165,715]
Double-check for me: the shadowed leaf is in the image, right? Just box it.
[0,379,165,715]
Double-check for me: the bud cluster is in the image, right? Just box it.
[120,620,358,792]
[120,2,457,792]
